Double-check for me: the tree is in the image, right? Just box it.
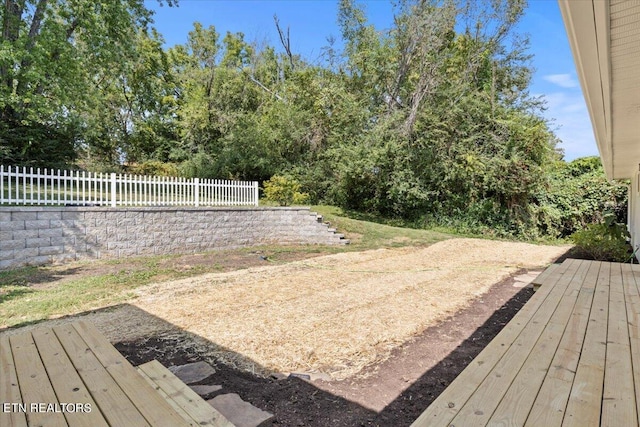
[0,0,175,168]
[79,27,179,169]
[308,0,562,238]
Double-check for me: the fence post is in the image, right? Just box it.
[110,173,117,207]
[253,181,259,206]
[194,177,200,207]
[0,165,4,205]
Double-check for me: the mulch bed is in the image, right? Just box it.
[115,269,534,427]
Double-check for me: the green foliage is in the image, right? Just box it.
[537,157,628,237]
[263,175,309,206]
[571,214,631,262]
[0,0,175,168]
[0,0,628,241]
[127,161,179,177]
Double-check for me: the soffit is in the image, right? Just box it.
[609,0,640,179]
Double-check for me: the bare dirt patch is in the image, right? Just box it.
[0,238,569,426]
[10,247,330,290]
[110,238,568,380]
[113,269,537,426]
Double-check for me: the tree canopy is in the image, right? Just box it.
[0,0,625,238]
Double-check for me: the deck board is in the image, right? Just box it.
[0,320,207,427]
[525,261,600,427]
[563,261,611,426]
[412,259,640,427]
[0,335,27,427]
[10,332,68,427]
[532,263,561,291]
[411,258,578,426]
[624,263,640,426]
[137,360,235,427]
[487,260,591,426]
[54,323,151,427]
[31,328,107,427]
[602,263,637,427]
[448,259,586,426]
[65,321,191,427]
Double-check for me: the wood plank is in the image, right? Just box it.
[71,321,191,427]
[525,261,601,427]
[137,360,235,427]
[31,328,109,427]
[626,263,640,426]
[10,331,68,427]
[532,263,560,291]
[136,367,200,427]
[601,263,638,427]
[562,261,611,426]
[411,258,579,427]
[0,335,27,427]
[487,260,592,426]
[448,259,588,426]
[602,262,637,426]
[53,323,151,427]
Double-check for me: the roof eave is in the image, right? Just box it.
[559,0,616,179]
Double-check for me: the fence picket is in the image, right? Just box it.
[1,165,258,207]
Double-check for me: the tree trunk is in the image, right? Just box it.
[1,0,26,85]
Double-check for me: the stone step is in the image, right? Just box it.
[168,361,216,385]
[208,393,274,427]
[190,384,223,396]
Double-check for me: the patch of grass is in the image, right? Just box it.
[312,205,452,250]
[0,267,39,305]
[0,266,42,287]
[0,205,452,329]
[0,259,224,328]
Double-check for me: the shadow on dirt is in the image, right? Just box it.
[109,281,534,426]
[1,246,576,426]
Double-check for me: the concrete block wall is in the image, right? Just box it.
[0,207,348,270]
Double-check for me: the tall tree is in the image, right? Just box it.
[0,0,174,167]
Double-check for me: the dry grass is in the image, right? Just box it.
[0,238,568,380]
[108,238,568,379]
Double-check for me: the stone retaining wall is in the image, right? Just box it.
[0,207,348,270]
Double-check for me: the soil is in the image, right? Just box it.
[18,246,332,291]
[2,239,568,425]
[114,270,535,427]
[122,239,567,379]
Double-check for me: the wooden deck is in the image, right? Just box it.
[412,258,640,427]
[0,320,231,427]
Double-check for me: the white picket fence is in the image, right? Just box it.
[0,165,259,207]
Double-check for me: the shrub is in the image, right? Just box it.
[263,175,309,206]
[127,160,179,177]
[571,214,631,262]
[539,157,629,237]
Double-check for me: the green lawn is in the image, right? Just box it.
[312,205,451,250]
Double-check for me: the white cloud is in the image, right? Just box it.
[543,73,579,88]
[538,91,599,160]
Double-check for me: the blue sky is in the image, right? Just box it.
[146,0,597,161]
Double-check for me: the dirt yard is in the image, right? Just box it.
[45,238,566,378]
[113,262,548,426]
[1,238,570,425]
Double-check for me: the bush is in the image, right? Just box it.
[263,175,309,206]
[539,157,628,237]
[571,214,631,262]
[127,160,179,177]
